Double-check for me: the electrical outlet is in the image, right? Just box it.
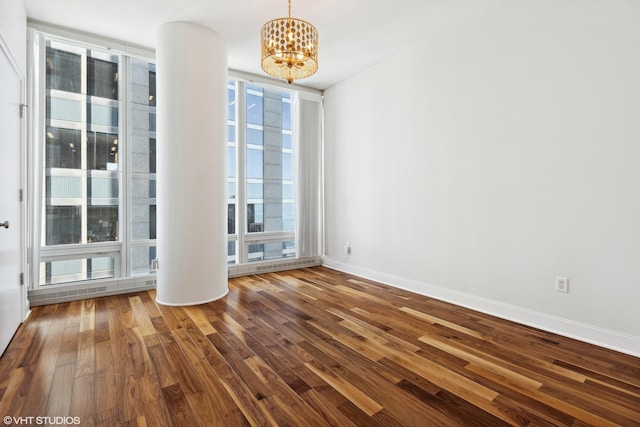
[555,276,569,293]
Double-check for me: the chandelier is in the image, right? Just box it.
[260,0,318,84]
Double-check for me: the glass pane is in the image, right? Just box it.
[46,47,81,93]
[46,175,82,199]
[228,82,236,121]
[282,98,291,130]
[47,96,82,122]
[246,86,263,125]
[130,174,154,241]
[283,203,294,232]
[246,149,263,179]
[282,133,292,149]
[149,138,156,173]
[228,203,236,235]
[247,203,263,233]
[129,58,156,243]
[46,127,81,169]
[87,206,118,242]
[228,124,236,143]
[150,205,157,239]
[246,183,263,199]
[149,111,156,132]
[282,152,293,180]
[87,131,119,170]
[40,256,115,285]
[228,240,236,265]
[46,206,81,245]
[131,246,157,276]
[283,183,294,199]
[88,57,118,100]
[89,103,119,127]
[247,127,263,145]
[149,70,156,106]
[248,243,264,262]
[247,240,296,262]
[88,174,118,200]
[228,146,236,178]
[243,87,294,235]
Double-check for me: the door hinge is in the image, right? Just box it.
[19,189,23,202]
[20,104,28,118]
[20,273,24,286]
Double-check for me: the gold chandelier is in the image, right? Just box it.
[260,0,318,84]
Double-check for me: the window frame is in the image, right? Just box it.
[30,30,158,289]
[28,24,322,292]
[227,79,298,267]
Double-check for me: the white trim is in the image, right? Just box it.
[1,30,29,324]
[27,19,154,60]
[230,69,322,98]
[0,32,24,79]
[322,257,640,358]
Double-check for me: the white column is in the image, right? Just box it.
[156,22,228,305]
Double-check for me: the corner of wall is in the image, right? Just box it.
[322,257,640,358]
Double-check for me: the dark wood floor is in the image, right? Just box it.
[0,267,638,426]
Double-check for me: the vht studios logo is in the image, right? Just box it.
[3,416,81,425]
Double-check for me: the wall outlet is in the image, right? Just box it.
[345,242,351,255]
[555,276,569,293]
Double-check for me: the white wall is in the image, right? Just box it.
[0,0,27,75]
[323,0,640,356]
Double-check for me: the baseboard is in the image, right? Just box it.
[322,257,640,358]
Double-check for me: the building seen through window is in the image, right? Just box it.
[35,32,299,286]
[227,81,296,264]
[40,39,157,284]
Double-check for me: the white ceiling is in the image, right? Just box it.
[23,0,507,90]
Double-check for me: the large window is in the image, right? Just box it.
[34,35,156,286]
[30,30,320,291]
[227,81,296,265]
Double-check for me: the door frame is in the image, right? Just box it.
[0,31,29,326]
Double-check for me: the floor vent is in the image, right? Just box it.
[228,256,321,278]
[29,276,157,306]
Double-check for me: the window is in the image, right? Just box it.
[227,81,297,265]
[30,29,321,291]
[33,34,157,286]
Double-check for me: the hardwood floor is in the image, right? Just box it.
[0,267,638,426]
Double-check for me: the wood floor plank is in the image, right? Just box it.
[55,323,80,367]
[70,374,95,426]
[0,367,27,420]
[304,359,383,416]
[45,363,74,419]
[161,383,201,427]
[1,267,638,426]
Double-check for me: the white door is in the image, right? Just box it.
[0,43,24,356]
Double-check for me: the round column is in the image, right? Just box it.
[156,22,228,305]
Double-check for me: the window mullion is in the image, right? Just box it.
[120,55,129,277]
[237,81,248,264]
[80,50,88,248]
